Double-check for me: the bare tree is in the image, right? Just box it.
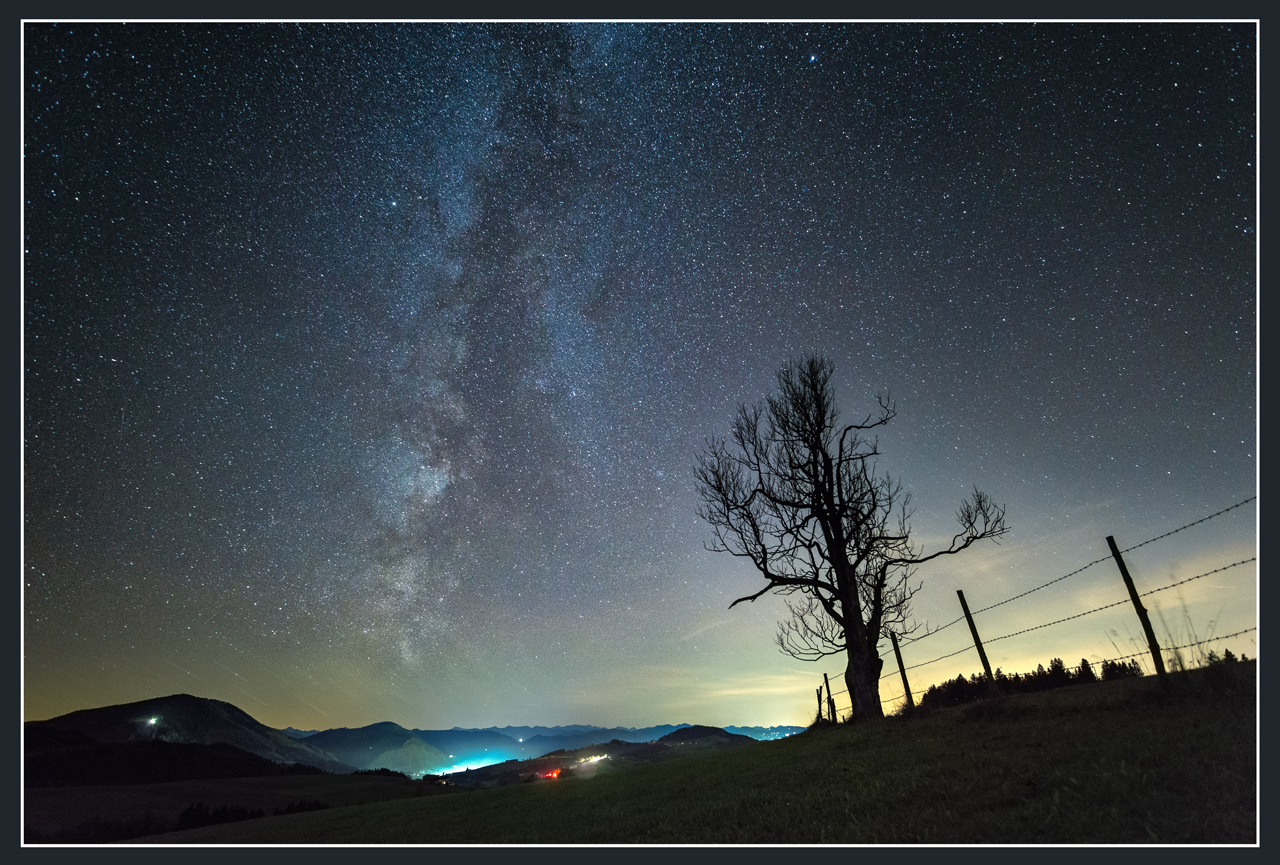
[694,355,1008,721]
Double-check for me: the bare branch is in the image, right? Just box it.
[693,354,1009,722]
[775,596,846,661]
[888,487,1009,567]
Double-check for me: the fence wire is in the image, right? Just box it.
[881,643,974,680]
[1138,557,1256,598]
[985,598,1133,644]
[980,558,1257,646]
[1119,496,1256,554]
[879,633,1258,710]
[868,628,1258,711]
[879,555,1256,684]
[896,495,1255,649]
[1097,627,1257,665]
[816,496,1256,711]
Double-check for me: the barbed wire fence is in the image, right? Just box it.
[810,495,1257,723]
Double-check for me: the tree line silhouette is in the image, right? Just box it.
[917,648,1249,710]
[919,656,1139,710]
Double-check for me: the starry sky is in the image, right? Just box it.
[23,22,1256,731]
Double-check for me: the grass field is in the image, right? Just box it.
[23,773,457,843]
[114,665,1255,845]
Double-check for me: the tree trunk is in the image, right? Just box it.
[838,580,884,722]
[843,640,884,721]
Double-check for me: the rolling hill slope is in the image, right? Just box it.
[27,693,353,774]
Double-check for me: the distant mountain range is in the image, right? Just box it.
[447,723,802,742]
[26,694,805,783]
[283,723,802,743]
[285,721,804,774]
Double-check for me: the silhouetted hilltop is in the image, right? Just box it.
[303,722,449,775]
[412,728,525,766]
[26,694,352,774]
[658,725,756,745]
[281,727,319,739]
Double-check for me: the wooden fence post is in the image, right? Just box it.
[1106,535,1167,683]
[957,590,998,695]
[816,686,824,720]
[823,673,837,722]
[890,632,914,709]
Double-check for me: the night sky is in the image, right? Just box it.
[23,22,1256,731]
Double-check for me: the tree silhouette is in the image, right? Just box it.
[694,355,1008,721]
[1100,658,1144,680]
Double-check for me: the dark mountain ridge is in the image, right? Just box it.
[658,724,756,744]
[282,727,318,739]
[303,722,449,775]
[471,724,601,738]
[444,723,801,742]
[27,694,805,783]
[26,693,353,774]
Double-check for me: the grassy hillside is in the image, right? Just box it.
[25,773,456,843]
[129,666,1255,844]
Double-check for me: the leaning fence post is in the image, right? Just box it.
[890,632,915,709]
[1106,535,1168,683]
[823,673,837,722]
[956,590,998,695]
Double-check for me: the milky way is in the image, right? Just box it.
[24,23,1256,728]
